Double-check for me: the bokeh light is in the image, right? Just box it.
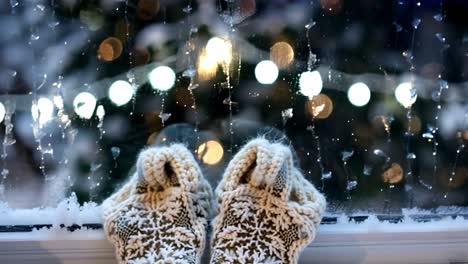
[108,80,134,106]
[96,105,105,120]
[306,93,334,119]
[0,102,5,123]
[270,42,294,69]
[347,82,371,107]
[37,97,54,120]
[148,66,176,91]
[299,71,323,97]
[206,37,232,64]
[31,97,54,127]
[239,0,256,20]
[197,140,224,165]
[53,95,64,109]
[255,60,279,85]
[137,0,160,20]
[73,92,97,119]
[97,37,123,62]
[395,82,417,108]
[197,48,218,81]
[79,8,104,31]
[383,163,403,184]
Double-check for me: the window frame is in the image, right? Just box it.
[1,221,468,264]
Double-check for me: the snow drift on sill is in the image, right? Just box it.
[0,193,101,226]
[1,194,468,235]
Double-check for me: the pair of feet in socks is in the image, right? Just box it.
[102,138,326,264]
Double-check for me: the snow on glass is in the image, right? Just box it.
[0,0,466,228]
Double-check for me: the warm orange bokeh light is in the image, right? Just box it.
[97,37,123,62]
[197,140,224,165]
[305,94,333,119]
[270,42,294,69]
[383,163,403,184]
[197,48,218,81]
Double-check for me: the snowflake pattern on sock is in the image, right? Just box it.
[103,145,212,264]
[211,139,326,264]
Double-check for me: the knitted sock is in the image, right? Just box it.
[211,138,326,264]
[102,144,213,264]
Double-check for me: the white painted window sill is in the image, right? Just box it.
[1,221,468,264]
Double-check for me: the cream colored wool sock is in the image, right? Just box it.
[102,144,213,264]
[211,138,326,264]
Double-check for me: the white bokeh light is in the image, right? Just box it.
[73,92,97,119]
[96,105,105,120]
[148,66,176,91]
[108,80,134,106]
[347,82,371,107]
[254,60,279,85]
[299,71,323,97]
[31,97,54,127]
[206,37,232,64]
[0,102,5,123]
[395,82,417,108]
[37,97,54,120]
[53,95,64,109]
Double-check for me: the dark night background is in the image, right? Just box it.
[0,0,467,214]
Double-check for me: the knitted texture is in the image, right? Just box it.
[211,138,326,264]
[102,144,213,264]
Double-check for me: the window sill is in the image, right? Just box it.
[1,221,468,264]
